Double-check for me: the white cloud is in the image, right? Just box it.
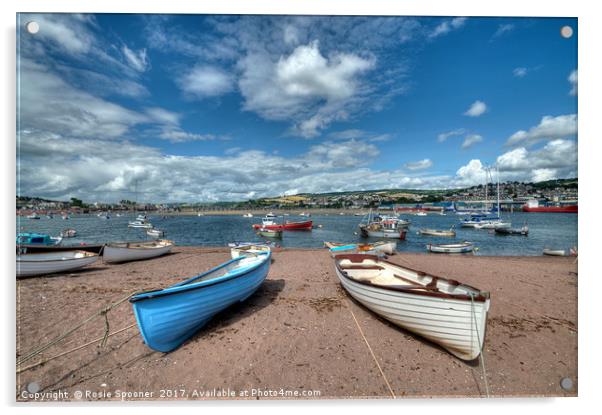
[179,65,234,98]
[145,107,180,125]
[428,17,467,39]
[506,114,577,146]
[463,100,487,117]
[462,134,483,149]
[122,45,150,72]
[531,168,557,182]
[29,14,95,55]
[513,67,528,77]
[454,159,487,186]
[437,128,466,142]
[568,70,578,95]
[404,159,433,170]
[491,23,514,40]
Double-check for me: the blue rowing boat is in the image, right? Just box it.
[129,250,271,352]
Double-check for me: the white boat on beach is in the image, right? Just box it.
[17,250,100,278]
[542,248,566,256]
[426,242,475,254]
[325,241,397,257]
[333,254,490,360]
[103,239,174,263]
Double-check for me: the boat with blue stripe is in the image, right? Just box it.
[129,250,271,352]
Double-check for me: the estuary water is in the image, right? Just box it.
[17,211,577,256]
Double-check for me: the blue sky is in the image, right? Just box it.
[17,14,577,203]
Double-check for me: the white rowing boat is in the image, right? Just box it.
[334,254,490,360]
[418,228,456,237]
[325,241,397,256]
[128,220,153,229]
[17,250,99,278]
[104,240,174,263]
[543,248,566,256]
[146,228,165,238]
[426,242,474,254]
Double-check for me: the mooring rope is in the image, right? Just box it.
[345,299,396,399]
[16,290,139,367]
[470,293,490,397]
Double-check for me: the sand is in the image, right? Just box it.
[16,247,577,401]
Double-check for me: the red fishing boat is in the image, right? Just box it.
[522,200,578,213]
[252,220,313,231]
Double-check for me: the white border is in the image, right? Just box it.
[2,1,600,414]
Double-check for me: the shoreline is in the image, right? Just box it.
[16,248,577,400]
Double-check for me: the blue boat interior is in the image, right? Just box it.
[16,232,54,245]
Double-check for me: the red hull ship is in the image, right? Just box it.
[522,205,578,213]
[252,220,313,231]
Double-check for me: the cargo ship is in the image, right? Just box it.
[522,200,578,213]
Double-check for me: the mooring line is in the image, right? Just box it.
[345,299,396,399]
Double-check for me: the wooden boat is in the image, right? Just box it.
[17,243,105,255]
[543,248,566,256]
[333,254,490,360]
[325,241,397,256]
[252,219,312,231]
[230,244,271,259]
[359,223,407,239]
[495,226,528,236]
[130,251,271,352]
[104,240,174,263]
[146,228,165,238]
[60,228,77,238]
[17,250,99,278]
[426,242,474,254]
[256,227,282,238]
[418,228,456,237]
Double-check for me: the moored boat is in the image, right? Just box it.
[128,220,153,228]
[522,200,577,213]
[495,226,528,236]
[104,239,174,263]
[426,242,474,254]
[146,228,165,238]
[252,219,312,231]
[256,227,282,238]
[418,228,456,237]
[60,228,77,238]
[333,254,490,360]
[473,221,511,230]
[26,213,40,220]
[130,251,271,352]
[17,250,100,278]
[543,248,566,256]
[16,232,62,246]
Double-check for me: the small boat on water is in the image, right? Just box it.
[128,220,153,229]
[426,242,474,254]
[252,217,312,231]
[256,227,282,238]
[26,213,40,220]
[473,221,511,230]
[333,254,490,360]
[17,250,99,278]
[418,227,456,237]
[62,214,69,220]
[495,226,529,236]
[415,211,427,216]
[230,244,271,259]
[146,228,165,238]
[130,250,271,352]
[543,248,566,256]
[359,222,407,239]
[242,213,254,218]
[325,241,397,256]
[104,239,174,263]
[299,212,311,217]
[60,228,77,238]
[17,233,62,246]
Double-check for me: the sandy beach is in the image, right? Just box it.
[16,248,577,400]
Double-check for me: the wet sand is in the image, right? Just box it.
[16,248,577,400]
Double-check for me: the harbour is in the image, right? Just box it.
[16,247,577,399]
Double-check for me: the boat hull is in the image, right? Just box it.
[334,256,489,360]
[426,243,474,253]
[360,228,406,239]
[523,205,577,213]
[17,251,99,278]
[252,220,312,231]
[104,240,173,263]
[130,253,271,352]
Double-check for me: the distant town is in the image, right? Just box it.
[16,178,578,215]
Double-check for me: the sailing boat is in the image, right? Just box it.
[461,166,510,229]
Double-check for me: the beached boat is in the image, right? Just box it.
[495,226,529,236]
[256,227,282,238]
[230,244,271,259]
[252,219,312,231]
[325,241,397,256]
[103,239,174,263]
[17,243,105,255]
[146,228,165,238]
[60,228,77,238]
[130,251,271,352]
[418,228,456,237]
[543,248,566,256]
[128,220,153,229]
[333,254,490,360]
[426,242,474,254]
[16,233,62,246]
[17,250,100,278]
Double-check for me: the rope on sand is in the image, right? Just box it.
[16,323,137,374]
[16,290,140,369]
[470,293,490,397]
[345,299,396,399]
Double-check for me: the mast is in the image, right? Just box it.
[496,165,501,218]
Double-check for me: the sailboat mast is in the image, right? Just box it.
[496,165,501,218]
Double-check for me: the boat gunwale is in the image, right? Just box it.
[105,240,174,250]
[16,250,99,262]
[334,253,489,303]
[129,252,270,303]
